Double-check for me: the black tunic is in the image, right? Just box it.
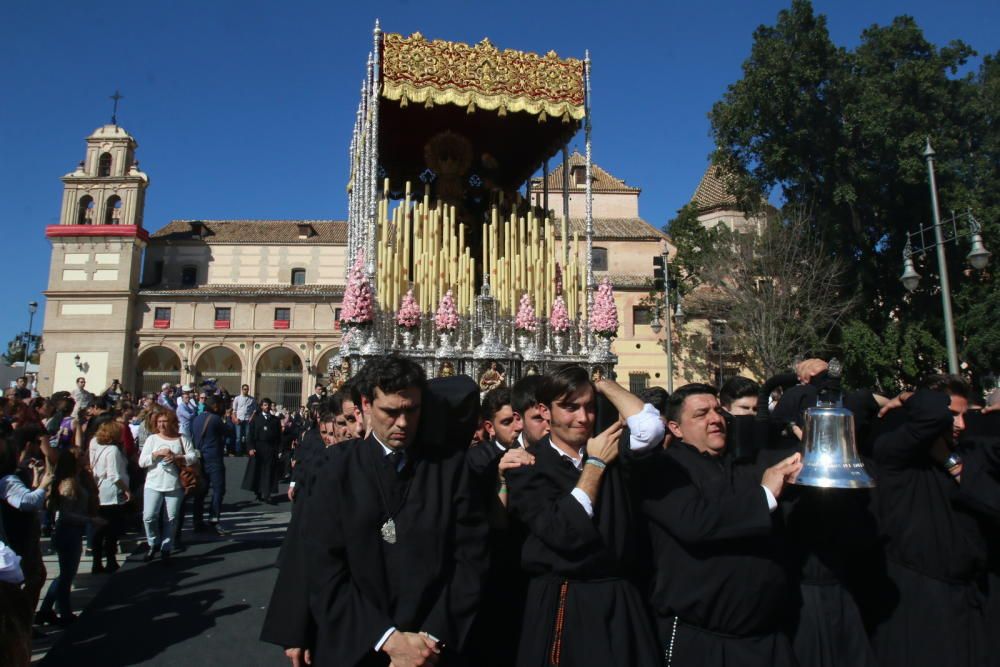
[505,436,660,667]
[634,443,797,667]
[240,412,282,499]
[304,435,488,666]
[464,440,529,667]
[956,411,1000,667]
[761,390,883,667]
[260,436,345,652]
[872,390,989,667]
[291,426,324,490]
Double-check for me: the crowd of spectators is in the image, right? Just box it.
[0,374,314,666]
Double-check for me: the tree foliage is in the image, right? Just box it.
[706,0,998,388]
[695,213,855,378]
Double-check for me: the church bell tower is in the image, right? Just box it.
[37,119,150,395]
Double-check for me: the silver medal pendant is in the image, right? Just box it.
[381,518,397,544]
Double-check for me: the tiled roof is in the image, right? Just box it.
[150,220,347,244]
[530,151,640,194]
[691,164,740,212]
[555,217,666,241]
[139,283,344,298]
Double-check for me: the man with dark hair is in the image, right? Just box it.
[510,374,549,448]
[232,383,257,456]
[192,394,228,534]
[633,382,803,666]
[13,376,31,401]
[242,398,283,504]
[871,374,989,667]
[505,364,665,666]
[306,383,327,412]
[640,386,669,418]
[301,356,488,666]
[263,407,343,666]
[465,385,533,667]
[340,375,366,440]
[720,376,760,416]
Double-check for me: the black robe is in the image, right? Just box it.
[241,412,282,499]
[260,436,344,652]
[956,411,1000,667]
[291,426,324,489]
[634,443,797,667]
[464,440,529,667]
[304,434,488,666]
[761,391,883,667]
[505,436,660,667]
[871,390,989,667]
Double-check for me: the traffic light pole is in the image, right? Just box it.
[655,249,674,393]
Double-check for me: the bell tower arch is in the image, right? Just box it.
[38,121,150,395]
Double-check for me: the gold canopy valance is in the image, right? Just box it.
[381,32,586,122]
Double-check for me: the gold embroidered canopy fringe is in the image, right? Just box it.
[381,32,586,122]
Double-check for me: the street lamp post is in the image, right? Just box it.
[899,139,991,375]
[23,301,38,372]
[650,246,684,393]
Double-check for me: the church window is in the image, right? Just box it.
[632,306,652,326]
[571,165,586,185]
[274,307,291,329]
[105,196,122,225]
[77,196,95,225]
[291,268,306,285]
[592,247,608,272]
[98,153,112,177]
[154,307,171,329]
[629,372,649,394]
[214,307,232,329]
[181,266,197,286]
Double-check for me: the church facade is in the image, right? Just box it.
[38,125,679,408]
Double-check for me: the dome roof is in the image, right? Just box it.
[88,124,134,141]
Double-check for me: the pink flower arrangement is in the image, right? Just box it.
[341,254,373,325]
[396,288,421,329]
[435,290,459,332]
[550,295,570,333]
[589,278,619,338]
[515,293,537,333]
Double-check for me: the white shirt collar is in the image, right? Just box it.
[494,440,507,453]
[549,440,585,470]
[373,432,407,464]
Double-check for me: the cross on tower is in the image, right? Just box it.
[110,90,123,126]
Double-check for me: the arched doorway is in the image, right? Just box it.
[195,347,243,396]
[136,347,181,397]
[255,347,303,412]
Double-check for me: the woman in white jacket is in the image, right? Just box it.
[138,409,197,562]
[88,421,131,573]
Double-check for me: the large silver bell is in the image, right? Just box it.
[794,406,876,489]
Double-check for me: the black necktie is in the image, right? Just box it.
[382,450,405,509]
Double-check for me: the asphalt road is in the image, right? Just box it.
[38,458,291,667]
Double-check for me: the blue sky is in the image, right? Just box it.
[2,0,998,347]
